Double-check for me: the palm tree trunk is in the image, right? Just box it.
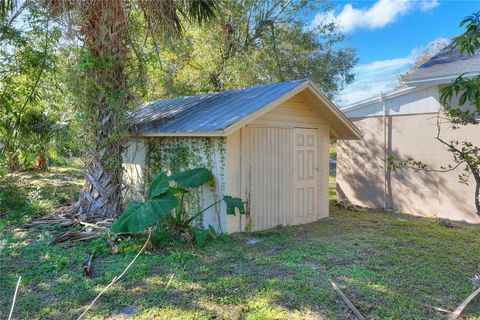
[76,0,128,219]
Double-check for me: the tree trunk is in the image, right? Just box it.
[76,0,128,220]
[474,173,480,216]
[35,154,48,171]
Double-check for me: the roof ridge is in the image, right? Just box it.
[140,78,309,107]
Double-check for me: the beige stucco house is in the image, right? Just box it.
[337,43,480,223]
[124,79,360,233]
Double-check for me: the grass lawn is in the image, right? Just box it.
[1,167,480,319]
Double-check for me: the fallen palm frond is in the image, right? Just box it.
[448,287,480,320]
[25,214,114,229]
[335,198,366,212]
[50,231,98,245]
[24,215,76,228]
[420,303,451,314]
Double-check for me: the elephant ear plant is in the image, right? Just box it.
[111,168,245,246]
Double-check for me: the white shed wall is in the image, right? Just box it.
[226,95,331,232]
[123,140,147,200]
[141,137,228,233]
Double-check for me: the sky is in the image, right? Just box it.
[308,0,480,106]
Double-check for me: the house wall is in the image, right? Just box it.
[226,94,331,232]
[337,113,480,223]
[345,86,440,118]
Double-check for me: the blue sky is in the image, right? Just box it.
[309,0,480,106]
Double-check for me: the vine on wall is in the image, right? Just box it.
[146,137,226,229]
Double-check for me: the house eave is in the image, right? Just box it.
[342,86,425,113]
[403,71,480,87]
[306,81,363,140]
[223,80,310,135]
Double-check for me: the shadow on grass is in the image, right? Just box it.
[1,167,480,319]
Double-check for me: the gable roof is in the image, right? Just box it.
[403,42,480,86]
[134,79,361,139]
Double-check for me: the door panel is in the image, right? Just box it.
[293,128,318,224]
[249,127,293,231]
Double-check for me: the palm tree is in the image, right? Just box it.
[2,0,215,219]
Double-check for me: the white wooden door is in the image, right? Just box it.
[293,128,318,224]
[248,126,293,231]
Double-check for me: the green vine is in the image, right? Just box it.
[146,137,225,228]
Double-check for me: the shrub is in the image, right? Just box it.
[111,168,244,246]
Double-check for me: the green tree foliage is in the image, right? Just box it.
[438,12,480,215]
[0,2,62,172]
[1,0,356,219]
[44,0,216,219]
[140,0,357,99]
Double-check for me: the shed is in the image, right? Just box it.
[123,79,361,233]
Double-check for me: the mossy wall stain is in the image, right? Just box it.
[146,137,226,230]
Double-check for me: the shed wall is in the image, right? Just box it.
[145,137,228,232]
[226,95,330,232]
[123,140,147,200]
[337,113,480,223]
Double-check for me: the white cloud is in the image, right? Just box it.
[337,56,413,106]
[420,0,439,11]
[337,37,449,107]
[312,0,439,33]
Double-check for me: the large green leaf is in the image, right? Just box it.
[168,187,188,195]
[111,193,178,233]
[223,195,245,215]
[169,168,213,188]
[110,200,143,233]
[147,172,170,199]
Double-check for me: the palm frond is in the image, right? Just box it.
[180,0,216,25]
[0,0,16,17]
[138,0,216,38]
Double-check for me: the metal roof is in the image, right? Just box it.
[134,79,308,134]
[404,42,480,85]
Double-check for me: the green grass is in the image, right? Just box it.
[329,144,336,161]
[1,167,480,319]
[0,164,83,232]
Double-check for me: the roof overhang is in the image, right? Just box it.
[341,86,422,114]
[304,81,363,139]
[223,80,362,139]
[403,71,480,87]
[140,130,226,137]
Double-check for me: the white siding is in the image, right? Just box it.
[317,126,330,218]
[225,130,245,233]
[345,86,441,118]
